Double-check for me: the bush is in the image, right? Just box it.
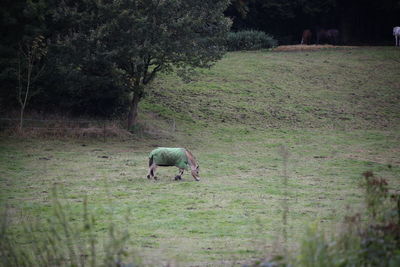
[226,30,278,51]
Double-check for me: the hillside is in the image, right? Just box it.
[142,47,400,131]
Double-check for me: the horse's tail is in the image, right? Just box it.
[149,156,153,167]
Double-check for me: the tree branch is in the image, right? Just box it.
[143,63,162,85]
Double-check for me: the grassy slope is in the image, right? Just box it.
[1,47,400,266]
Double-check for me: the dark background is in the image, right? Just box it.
[225,0,400,45]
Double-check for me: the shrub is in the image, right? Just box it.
[226,30,278,51]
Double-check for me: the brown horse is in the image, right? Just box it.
[147,147,200,181]
[316,28,339,45]
[301,29,312,45]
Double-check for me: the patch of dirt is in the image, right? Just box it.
[273,44,358,52]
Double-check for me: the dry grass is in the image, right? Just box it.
[273,44,358,52]
[1,118,132,139]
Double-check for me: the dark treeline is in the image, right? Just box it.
[226,0,400,45]
[0,0,129,118]
[1,0,399,124]
[0,0,230,128]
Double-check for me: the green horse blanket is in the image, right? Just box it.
[149,147,189,170]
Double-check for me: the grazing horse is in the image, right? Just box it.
[301,29,312,45]
[326,29,339,45]
[394,27,400,46]
[317,28,339,45]
[147,147,200,181]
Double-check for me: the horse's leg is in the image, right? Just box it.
[175,168,184,180]
[147,163,158,180]
[147,164,153,179]
[147,167,151,179]
[152,165,159,180]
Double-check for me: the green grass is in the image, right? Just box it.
[1,47,400,266]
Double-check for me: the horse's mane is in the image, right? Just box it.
[185,148,198,166]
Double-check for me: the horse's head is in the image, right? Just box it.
[191,164,200,181]
[185,149,200,181]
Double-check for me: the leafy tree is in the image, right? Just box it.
[55,0,231,129]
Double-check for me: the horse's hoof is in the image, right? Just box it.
[175,175,181,181]
[147,175,151,179]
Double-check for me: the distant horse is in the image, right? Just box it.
[316,28,339,45]
[326,29,339,45]
[301,29,312,45]
[147,147,200,181]
[394,27,400,46]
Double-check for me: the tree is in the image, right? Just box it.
[17,35,47,130]
[0,0,49,116]
[55,0,231,129]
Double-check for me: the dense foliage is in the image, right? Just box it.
[0,0,128,118]
[226,30,277,51]
[0,0,231,127]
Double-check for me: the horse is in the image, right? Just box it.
[147,147,200,181]
[301,29,312,45]
[326,29,339,45]
[316,28,339,45]
[394,27,400,46]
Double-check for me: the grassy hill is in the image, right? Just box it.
[142,47,400,130]
[1,47,400,266]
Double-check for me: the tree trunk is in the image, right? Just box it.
[19,105,25,131]
[127,93,140,130]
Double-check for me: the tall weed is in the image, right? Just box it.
[0,188,140,267]
[250,170,400,267]
[293,170,400,267]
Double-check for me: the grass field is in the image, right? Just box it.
[1,47,400,266]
